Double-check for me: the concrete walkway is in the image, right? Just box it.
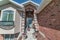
[25,28,37,40]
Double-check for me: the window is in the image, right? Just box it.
[4,34,14,40]
[2,10,14,21]
[0,9,15,26]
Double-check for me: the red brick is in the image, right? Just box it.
[37,0,60,40]
[0,35,3,40]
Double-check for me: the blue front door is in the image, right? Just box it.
[24,9,34,32]
[26,18,33,28]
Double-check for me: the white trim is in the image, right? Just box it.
[39,31,46,38]
[0,10,2,21]
[21,1,39,6]
[1,7,16,21]
[30,1,39,6]
[10,0,24,8]
[10,0,40,7]
[21,1,30,5]
[10,0,42,6]
[17,33,22,40]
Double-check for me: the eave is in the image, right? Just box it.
[36,0,52,13]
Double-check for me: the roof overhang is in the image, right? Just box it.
[36,0,52,13]
[9,0,24,8]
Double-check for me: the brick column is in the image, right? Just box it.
[34,14,46,40]
[21,12,25,34]
[34,13,39,31]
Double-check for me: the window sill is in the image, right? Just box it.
[0,21,14,26]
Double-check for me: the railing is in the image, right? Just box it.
[0,21,14,26]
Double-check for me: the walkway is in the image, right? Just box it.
[23,28,37,40]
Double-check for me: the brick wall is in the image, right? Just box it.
[0,35,3,40]
[37,0,60,40]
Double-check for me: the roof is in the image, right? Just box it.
[0,0,52,13]
[11,0,42,6]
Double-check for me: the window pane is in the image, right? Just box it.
[8,14,13,21]
[2,10,14,21]
[10,34,14,40]
[4,35,9,40]
[1,10,14,26]
[2,12,7,21]
[8,10,14,21]
[4,34,14,40]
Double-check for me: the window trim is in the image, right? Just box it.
[0,10,2,21]
[1,7,16,21]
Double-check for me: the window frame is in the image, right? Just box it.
[4,34,15,40]
[1,7,16,21]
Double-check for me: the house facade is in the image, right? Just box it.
[0,0,60,40]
